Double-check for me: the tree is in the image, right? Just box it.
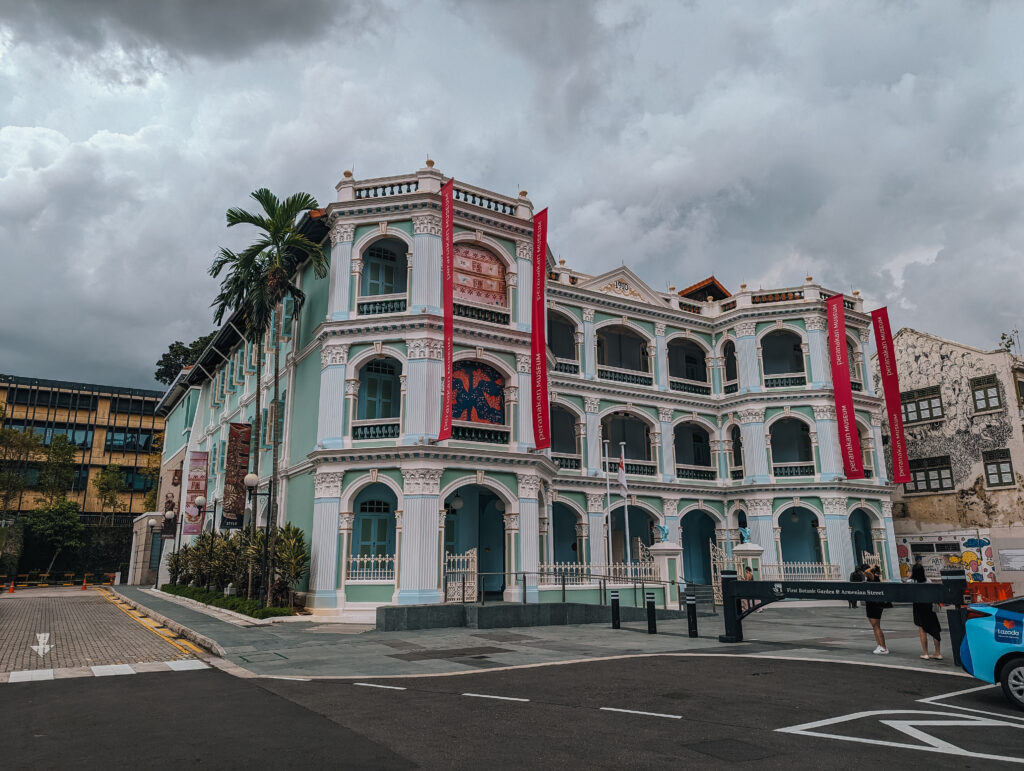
[998,329,1020,355]
[211,188,327,602]
[0,407,41,520]
[93,464,127,520]
[38,433,76,507]
[274,523,309,608]
[24,499,84,573]
[154,332,216,385]
[140,431,164,510]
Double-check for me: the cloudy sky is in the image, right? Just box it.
[2,0,1022,388]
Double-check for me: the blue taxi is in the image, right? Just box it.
[960,596,1024,711]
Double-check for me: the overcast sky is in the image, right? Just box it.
[2,0,1022,388]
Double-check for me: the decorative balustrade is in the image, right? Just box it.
[554,358,580,374]
[538,562,659,584]
[730,468,744,480]
[352,420,400,440]
[597,365,653,386]
[354,179,419,199]
[669,378,712,395]
[604,459,657,476]
[754,290,803,304]
[723,380,739,394]
[552,453,581,470]
[816,291,856,310]
[720,300,737,311]
[454,186,517,216]
[678,300,703,314]
[453,302,510,325]
[452,422,510,444]
[758,562,841,581]
[773,462,815,477]
[357,295,407,315]
[676,464,716,481]
[347,554,396,581]
[862,468,874,479]
[764,373,807,388]
[850,381,863,392]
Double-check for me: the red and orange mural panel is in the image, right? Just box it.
[452,361,505,425]
[453,244,507,307]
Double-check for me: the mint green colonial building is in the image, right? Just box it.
[157,163,898,621]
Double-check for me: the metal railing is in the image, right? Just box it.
[357,295,407,315]
[676,464,716,481]
[773,462,815,477]
[351,419,401,440]
[552,453,581,470]
[453,302,510,325]
[451,422,510,444]
[347,554,396,581]
[758,562,842,581]
[597,364,653,386]
[554,358,580,374]
[764,373,807,388]
[538,562,659,585]
[604,458,657,476]
[669,378,712,395]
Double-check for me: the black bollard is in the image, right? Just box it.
[686,594,698,638]
[611,590,620,629]
[719,569,742,643]
[646,591,657,634]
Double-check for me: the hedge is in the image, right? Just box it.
[160,583,295,619]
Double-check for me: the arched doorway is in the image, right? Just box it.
[849,508,874,564]
[779,507,823,563]
[681,509,717,584]
[551,502,580,564]
[351,483,399,579]
[444,485,507,595]
[608,505,655,564]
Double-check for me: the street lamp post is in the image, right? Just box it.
[245,473,273,608]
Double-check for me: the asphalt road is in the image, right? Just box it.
[2,656,1021,769]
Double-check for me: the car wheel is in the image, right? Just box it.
[1000,657,1024,712]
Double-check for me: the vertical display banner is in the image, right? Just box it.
[222,423,252,530]
[438,178,455,441]
[871,307,910,483]
[182,450,209,535]
[826,295,865,479]
[531,208,551,450]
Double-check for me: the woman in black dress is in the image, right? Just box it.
[911,561,942,660]
[864,565,888,655]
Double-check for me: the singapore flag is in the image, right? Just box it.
[617,449,628,498]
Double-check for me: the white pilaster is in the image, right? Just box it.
[518,474,541,602]
[317,344,349,450]
[327,222,355,320]
[813,404,844,481]
[397,469,443,604]
[308,472,342,609]
[410,215,442,314]
[404,339,443,443]
[737,407,770,482]
[735,322,760,393]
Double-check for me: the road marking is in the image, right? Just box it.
[354,682,406,690]
[600,707,682,719]
[919,683,996,703]
[462,692,529,702]
[166,659,210,672]
[263,675,312,682]
[98,589,197,657]
[918,684,1024,723]
[9,669,54,682]
[91,664,136,677]
[30,632,52,657]
[777,709,1024,763]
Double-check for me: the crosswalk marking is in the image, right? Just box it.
[4,659,210,684]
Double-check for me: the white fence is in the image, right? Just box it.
[538,562,659,585]
[758,562,842,581]
[347,554,396,581]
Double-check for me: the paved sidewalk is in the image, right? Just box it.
[114,587,968,681]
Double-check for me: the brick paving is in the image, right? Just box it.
[0,587,192,674]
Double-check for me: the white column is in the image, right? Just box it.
[805,315,830,387]
[397,469,443,604]
[859,327,877,396]
[655,323,668,391]
[746,498,775,554]
[516,240,532,331]
[518,474,541,602]
[822,496,853,577]
[327,222,355,320]
[881,502,899,580]
[735,322,760,393]
[813,405,844,481]
[308,472,342,610]
[516,355,533,451]
[870,416,888,483]
[317,343,349,450]
[586,492,606,565]
[585,398,601,475]
[583,308,596,380]
[737,407,769,482]
[404,339,443,444]
[410,214,442,314]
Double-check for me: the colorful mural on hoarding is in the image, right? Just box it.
[452,361,504,424]
[896,534,996,582]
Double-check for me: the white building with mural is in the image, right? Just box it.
[157,163,899,620]
[875,328,1024,594]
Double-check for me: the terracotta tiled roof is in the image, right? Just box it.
[678,276,731,301]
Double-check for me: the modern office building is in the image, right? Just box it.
[157,163,898,620]
[0,374,165,522]
[874,329,1024,593]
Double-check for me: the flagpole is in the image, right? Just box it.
[603,438,611,567]
[620,442,632,571]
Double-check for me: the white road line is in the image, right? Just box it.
[462,692,529,702]
[262,675,312,682]
[8,669,54,682]
[354,682,406,690]
[919,684,1024,723]
[600,707,682,719]
[166,659,210,672]
[919,683,997,703]
[91,664,136,677]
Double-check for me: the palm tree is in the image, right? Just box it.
[213,188,328,603]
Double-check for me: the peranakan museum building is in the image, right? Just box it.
[156,163,900,621]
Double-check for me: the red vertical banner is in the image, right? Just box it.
[531,208,551,450]
[827,295,865,479]
[182,450,209,536]
[438,178,455,441]
[871,307,910,483]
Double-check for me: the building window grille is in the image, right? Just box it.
[905,455,953,493]
[901,386,944,424]
[970,375,1001,411]
[983,449,1014,487]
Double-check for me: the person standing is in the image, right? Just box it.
[848,563,865,608]
[910,559,942,660]
[864,564,888,654]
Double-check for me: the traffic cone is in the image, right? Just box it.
[7,580,13,594]
[81,576,88,591]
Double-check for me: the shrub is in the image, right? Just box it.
[159,583,295,619]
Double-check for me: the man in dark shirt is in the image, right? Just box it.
[848,563,866,608]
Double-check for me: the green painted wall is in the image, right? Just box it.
[287,348,322,465]
[345,584,395,602]
[286,471,315,546]
[299,262,330,350]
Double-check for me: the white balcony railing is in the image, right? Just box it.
[758,562,841,581]
[347,554,396,581]
[539,562,659,584]
[596,363,653,386]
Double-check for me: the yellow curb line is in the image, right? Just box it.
[97,588,195,657]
